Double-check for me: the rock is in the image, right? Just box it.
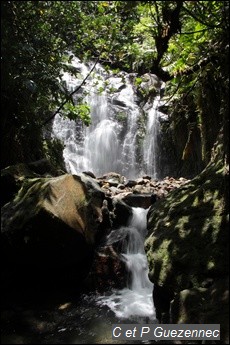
[170,278,229,343]
[88,246,127,292]
[117,183,126,190]
[96,199,113,243]
[1,164,38,207]
[101,172,124,181]
[112,197,133,228]
[142,175,152,180]
[153,284,174,323]
[1,173,105,287]
[145,159,229,333]
[125,180,137,187]
[110,186,121,195]
[107,179,119,187]
[136,178,148,185]
[111,98,127,108]
[1,160,65,208]
[82,171,96,179]
[28,158,61,176]
[132,185,143,194]
[122,194,153,209]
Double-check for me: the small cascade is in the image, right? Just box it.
[96,207,155,321]
[52,56,166,179]
[142,96,162,179]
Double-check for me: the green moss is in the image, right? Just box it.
[145,147,228,293]
[115,111,127,123]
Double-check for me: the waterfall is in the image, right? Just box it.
[96,207,155,320]
[142,96,162,179]
[52,56,166,179]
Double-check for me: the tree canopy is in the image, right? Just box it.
[1,1,229,168]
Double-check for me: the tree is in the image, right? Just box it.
[1,1,89,167]
[1,1,229,169]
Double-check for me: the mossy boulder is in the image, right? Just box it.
[1,160,64,207]
[1,173,105,287]
[145,148,229,333]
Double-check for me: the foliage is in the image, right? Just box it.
[1,0,229,168]
[62,102,91,125]
[43,138,66,172]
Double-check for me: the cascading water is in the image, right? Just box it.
[96,207,155,321]
[3,58,163,343]
[142,96,162,179]
[52,56,166,179]
[51,56,160,329]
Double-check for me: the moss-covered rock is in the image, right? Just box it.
[1,173,105,287]
[145,145,229,333]
[1,160,65,207]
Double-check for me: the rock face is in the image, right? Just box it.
[145,155,229,341]
[1,173,104,287]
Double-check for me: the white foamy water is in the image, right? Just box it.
[96,207,155,321]
[142,97,162,179]
[52,55,165,179]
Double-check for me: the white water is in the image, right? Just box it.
[51,57,161,321]
[96,207,155,320]
[52,56,165,179]
[143,97,162,179]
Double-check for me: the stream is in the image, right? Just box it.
[1,208,157,344]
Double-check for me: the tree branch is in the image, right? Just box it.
[182,5,221,29]
[41,55,100,127]
[180,28,210,35]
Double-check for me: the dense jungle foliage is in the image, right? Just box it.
[1,1,229,170]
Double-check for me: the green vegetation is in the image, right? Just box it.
[1,1,229,170]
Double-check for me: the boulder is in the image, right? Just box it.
[1,160,64,207]
[145,158,229,333]
[1,173,105,287]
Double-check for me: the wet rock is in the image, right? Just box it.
[125,180,137,187]
[117,183,126,190]
[142,175,152,180]
[82,171,96,179]
[88,246,127,291]
[111,98,127,108]
[122,194,153,209]
[112,198,132,228]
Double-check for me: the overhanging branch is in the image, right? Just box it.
[41,55,100,127]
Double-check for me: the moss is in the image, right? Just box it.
[145,146,228,292]
[115,111,127,123]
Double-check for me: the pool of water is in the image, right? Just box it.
[1,287,158,344]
